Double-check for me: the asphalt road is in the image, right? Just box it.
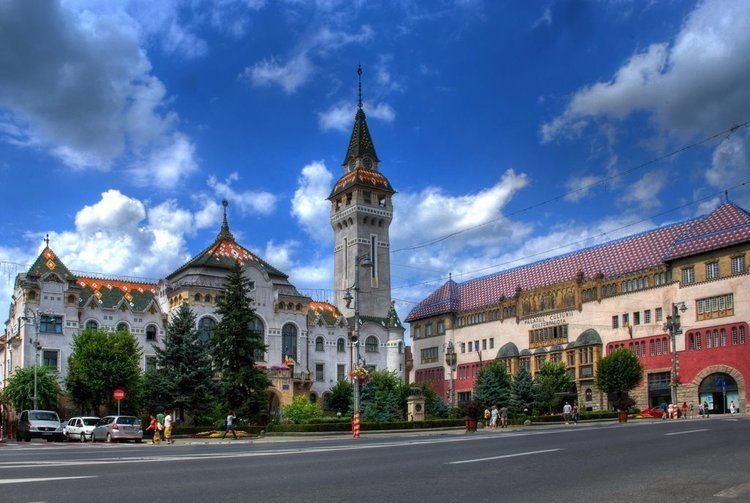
[1,416,749,502]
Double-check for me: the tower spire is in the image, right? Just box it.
[357,63,363,109]
[217,199,234,241]
[44,233,50,249]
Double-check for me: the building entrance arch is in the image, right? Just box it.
[698,373,738,414]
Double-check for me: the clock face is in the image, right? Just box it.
[362,157,373,170]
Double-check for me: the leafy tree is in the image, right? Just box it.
[422,383,449,419]
[325,379,353,415]
[533,361,574,414]
[473,360,512,409]
[359,370,409,422]
[210,262,270,421]
[510,368,535,414]
[155,303,215,423]
[66,329,143,415]
[4,366,60,412]
[596,348,644,411]
[141,369,172,415]
[282,394,323,423]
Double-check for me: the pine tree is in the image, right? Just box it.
[510,368,535,414]
[533,361,574,414]
[154,303,215,423]
[210,262,270,421]
[473,361,512,409]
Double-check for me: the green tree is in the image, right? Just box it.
[141,368,172,415]
[325,379,353,415]
[282,394,323,423]
[473,360,512,409]
[66,328,143,415]
[359,370,409,422]
[596,348,644,411]
[155,303,215,423]
[510,368,535,414]
[422,383,449,419]
[210,262,270,421]
[533,361,574,414]
[4,366,60,412]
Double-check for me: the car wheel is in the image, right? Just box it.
[64,433,70,442]
[80,432,86,442]
[91,434,96,443]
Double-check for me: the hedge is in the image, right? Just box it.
[171,425,265,436]
[527,411,618,423]
[267,419,464,433]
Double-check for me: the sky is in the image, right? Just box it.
[1,0,749,328]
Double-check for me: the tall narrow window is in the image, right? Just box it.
[282,324,298,362]
[682,267,695,285]
[343,238,348,281]
[198,317,216,344]
[706,261,719,280]
[655,307,663,322]
[370,235,378,281]
[315,336,325,352]
[731,255,746,275]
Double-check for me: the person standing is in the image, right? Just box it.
[483,408,491,428]
[681,402,688,419]
[490,405,498,429]
[689,402,695,418]
[729,401,736,415]
[499,405,508,428]
[222,411,238,440]
[562,402,572,425]
[703,401,710,419]
[571,404,579,425]
[164,411,174,445]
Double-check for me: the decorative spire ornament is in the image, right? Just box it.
[357,63,363,109]
[217,199,235,241]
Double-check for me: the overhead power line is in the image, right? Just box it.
[392,119,750,253]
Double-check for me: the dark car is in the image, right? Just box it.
[16,410,65,442]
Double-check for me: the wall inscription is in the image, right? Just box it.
[523,311,573,330]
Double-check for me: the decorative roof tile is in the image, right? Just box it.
[78,276,157,311]
[27,247,75,281]
[328,168,394,200]
[406,203,749,323]
[343,108,379,166]
[307,301,342,326]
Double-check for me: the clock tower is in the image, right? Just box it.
[329,66,395,320]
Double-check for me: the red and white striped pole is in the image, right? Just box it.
[352,410,360,438]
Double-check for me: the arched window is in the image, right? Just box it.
[198,317,217,344]
[337,338,346,352]
[365,336,379,353]
[740,325,746,344]
[282,323,298,362]
[146,325,157,341]
[720,328,727,347]
[67,294,76,304]
[85,320,98,331]
[585,388,592,402]
[116,322,129,332]
[27,290,37,300]
[732,327,739,345]
[204,294,212,303]
[249,317,265,361]
[194,293,202,302]
[688,333,695,350]
[315,337,325,352]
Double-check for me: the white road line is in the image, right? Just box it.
[714,481,750,498]
[0,476,96,485]
[447,448,562,465]
[664,428,709,436]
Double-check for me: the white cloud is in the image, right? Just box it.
[617,171,668,209]
[207,173,278,216]
[707,129,750,206]
[263,240,299,272]
[132,133,198,189]
[541,0,750,143]
[242,53,315,94]
[564,174,603,203]
[318,101,396,132]
[0,0,198,188]
[194,199,223,230]
[291,160,334,241]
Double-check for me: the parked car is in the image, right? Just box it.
[91,416,143,443]
[16,410,65,442]
[64,416,100,442]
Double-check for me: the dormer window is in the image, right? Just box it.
[363,191,372,204]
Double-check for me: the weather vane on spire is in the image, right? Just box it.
[218,199,234,241]
[44,233,50,248]
[357,63,363,109]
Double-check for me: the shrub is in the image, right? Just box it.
[459,400,481,420]
[267,419,464,433]
[282,395,323,424]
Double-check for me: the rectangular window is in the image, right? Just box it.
[581,287,597,302]
[489,338,494,349]
[622,313,629,326]
[420,347,439,364]
[612,315,619,329]
[437,321,445,334]
[315,363,324,382]
[39,315,63,334]
[145,356,157,372]
[370,235,378,280]
[706,261,719,280]
[566,351,575,367]
[337,364,346,381]
[482,339,487,350]
[425,324,433,337]
[601,283,616,298]
[655,307,663,322]
[633,312,641,325]
[529,324,568,348]
[457,392,472,403]
[644,310,651,324]
[682,267,695,285]
[695,293,734,321]
[362,191,372,204]
[413,326,420,339]
[42,350,59,370]
[731,255,746,275]
[460,342,465,353]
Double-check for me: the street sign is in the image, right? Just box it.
[113,388,125,401]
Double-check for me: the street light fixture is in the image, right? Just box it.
[445,342,457,406]
[663,301,688,404]
[345,254,372,438]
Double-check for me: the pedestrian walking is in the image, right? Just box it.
[483,408,491,428]
[499,406,508,428]
[681,402,688,419]
[571,404,579,425]
[222,411,238,440]
[490,405,498,429]
[689,401,695,418]
[703,401,710,419]
[164,411,174,445]
[729,401,736,415]
[562,402,572,424]
[146,414,161,444]
[667,403,674,419]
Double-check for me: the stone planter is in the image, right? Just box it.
[465,419,478,432]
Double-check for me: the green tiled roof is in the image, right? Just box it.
[343,108,379,166]
[27,247,75,281]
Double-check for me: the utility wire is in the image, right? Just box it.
[392,119,750,253]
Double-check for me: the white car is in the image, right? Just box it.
[64,416,100,442]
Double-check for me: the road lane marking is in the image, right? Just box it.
[447,448,563,465]
[664,428,709,436]
[0,476,96,485]
[715,481,750,498]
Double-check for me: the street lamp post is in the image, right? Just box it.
[663,302,688,405]
[21,312,43,410]
[445,342,457,407]
[343,255,373,439]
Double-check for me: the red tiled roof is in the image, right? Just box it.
[77,277,157,295]
[406,203,749,323]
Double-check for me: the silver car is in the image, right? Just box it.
[91,416,143,443]
[64,416,100,442]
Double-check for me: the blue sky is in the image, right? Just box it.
[1,0,749,324]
